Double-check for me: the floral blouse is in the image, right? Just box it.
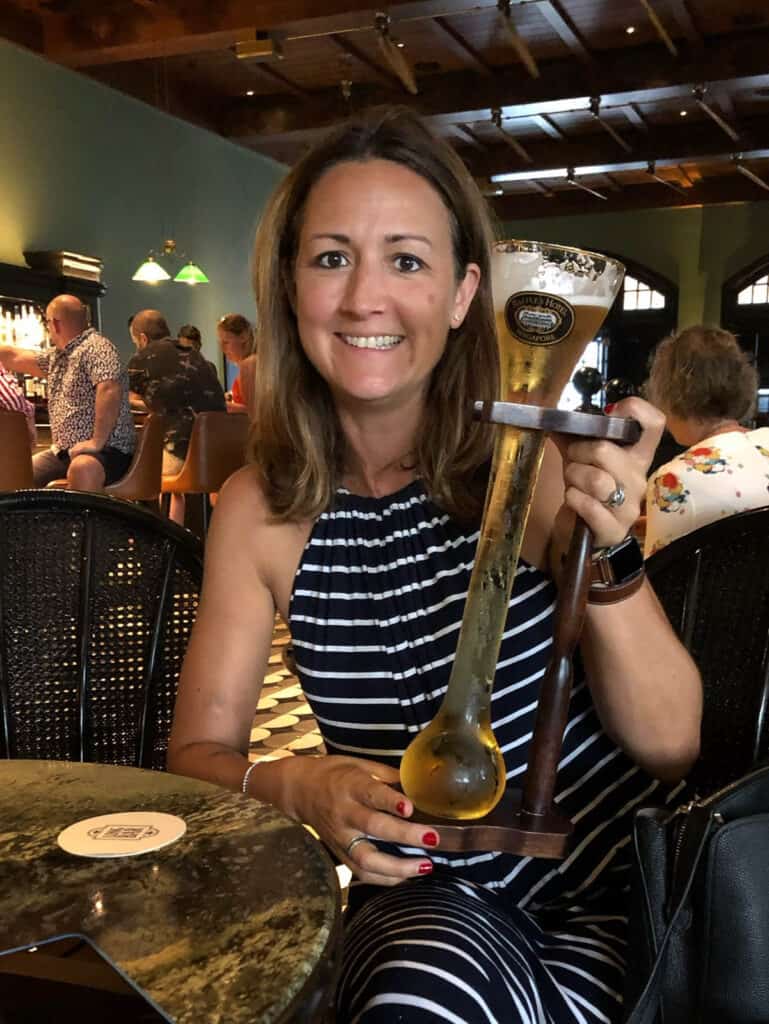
[644,427,769,557]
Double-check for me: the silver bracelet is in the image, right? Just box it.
[241,760,259,795]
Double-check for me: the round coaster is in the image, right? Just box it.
[264,672,285,685]
[58,812,186,859]
[262,713,300,730]
[272,636,291,647]
[249,726,271,744]
[288,732,325,751]
[257,696,278,711]
[267,654,283,666]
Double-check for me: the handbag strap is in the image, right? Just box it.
[624,812,714,1024]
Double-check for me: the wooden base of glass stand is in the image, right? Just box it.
[402,403,642,860]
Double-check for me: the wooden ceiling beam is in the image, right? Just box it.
[639,0,679,58]
[40,0,508,67]
[533,114,567,140]
[328,33,401,90]
[536,0,593,64]
[468,113,769,178]
[664,0,703,49]
[224,30,769,141]
[492,176,769,219]
[433,16,493,76]
[622,104,649,132]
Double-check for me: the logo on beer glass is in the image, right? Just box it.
[504,291,575,346]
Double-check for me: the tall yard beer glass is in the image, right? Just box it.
[401,241,624,819]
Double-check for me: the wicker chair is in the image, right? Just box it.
[0,490,204,769]
[646,506,769,794]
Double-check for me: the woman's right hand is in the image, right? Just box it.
[287,754,439,886]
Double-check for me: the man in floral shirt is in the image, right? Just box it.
[0,294,135,489]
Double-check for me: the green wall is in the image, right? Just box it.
[502,199,769,329]
[0,40,285,365]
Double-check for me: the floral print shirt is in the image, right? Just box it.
[645,427,769,557]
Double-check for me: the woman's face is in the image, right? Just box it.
[293,158,479,413]
[218,329,250,364]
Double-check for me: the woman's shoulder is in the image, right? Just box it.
[214,465,313,609]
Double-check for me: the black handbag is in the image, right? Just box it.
[624,763,769,1024]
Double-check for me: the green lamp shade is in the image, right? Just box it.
[132,257,170,283]
[174,262,210,285]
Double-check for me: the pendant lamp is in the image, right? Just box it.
[131,239,210,285]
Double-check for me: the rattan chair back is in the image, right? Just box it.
[646,506,769,794]
[0,490,203,769]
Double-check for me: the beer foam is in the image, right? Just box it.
[491,250,618,309]
[492,269,614,310]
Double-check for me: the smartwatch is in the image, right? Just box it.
[589,535,645,604]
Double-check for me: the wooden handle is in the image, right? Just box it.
[519,516,594,823]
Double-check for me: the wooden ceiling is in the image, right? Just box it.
[5,0,769,217]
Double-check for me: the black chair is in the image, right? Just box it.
[0,490,204,769]
[646,506,769,794]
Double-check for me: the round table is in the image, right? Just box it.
[0,760,341,1023]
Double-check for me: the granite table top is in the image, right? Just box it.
[0,760,342,1023]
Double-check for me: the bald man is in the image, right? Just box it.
[0,295,135,489]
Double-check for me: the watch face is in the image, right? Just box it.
[608,537,644,583]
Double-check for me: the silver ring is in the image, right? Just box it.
[344,834,372,859]
[602,484,626,509]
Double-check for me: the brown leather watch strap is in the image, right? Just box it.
[588,567,646,604]
[587,534,645,604]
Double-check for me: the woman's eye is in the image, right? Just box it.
[316,251,349,269]
[393,253,424,273]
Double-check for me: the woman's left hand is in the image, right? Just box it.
[557,396,665,549]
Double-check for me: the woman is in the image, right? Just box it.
[216,313,255,413]
[169,109,700,1023]
[644,324,769,556]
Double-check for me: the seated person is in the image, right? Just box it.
[128,309,227,475]
[216,314,255,413]
[177,324,202,351]
[0,365,36,445]
[0,295,135,489]
[168,108,701,1024]
[644,324,769,556]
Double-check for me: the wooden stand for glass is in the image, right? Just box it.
[402,401,642,859]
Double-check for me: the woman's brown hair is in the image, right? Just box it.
[646,324,758,422]
[249,106,498,523]
[217,314,256,356]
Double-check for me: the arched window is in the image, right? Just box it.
[723,255,769,425]
[558,259,676,411]
[603,259,677,396]
[737,274,769,306]
[622,274,667,312]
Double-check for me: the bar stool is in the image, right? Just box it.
[160,411,249,533]
[47,413,167,502]
[0,411,34,490]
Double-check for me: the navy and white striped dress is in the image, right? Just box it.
[289,480,681,1024]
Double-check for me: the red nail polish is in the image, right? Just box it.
[422,831,438,847]
[396,800,406,815]
[418,862,433,874]
[605,403,616,414]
